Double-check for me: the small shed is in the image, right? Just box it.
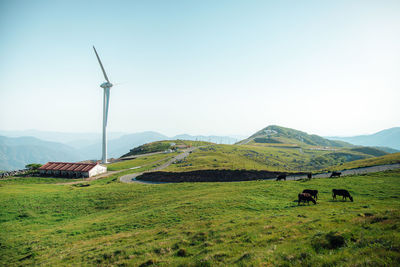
[38,162,107,178]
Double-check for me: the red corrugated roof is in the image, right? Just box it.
[39,162,98,172]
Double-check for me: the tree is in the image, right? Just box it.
[25,163,42,170]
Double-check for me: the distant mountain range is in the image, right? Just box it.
[327,127,400,151]
[0,131,241,171]
[1,126,398,171]
[0,136,83,171]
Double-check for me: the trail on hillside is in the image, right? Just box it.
[286,163,400,181]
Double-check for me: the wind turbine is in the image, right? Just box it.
[93,46,113,164]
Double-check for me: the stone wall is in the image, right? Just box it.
[137,169,307,183]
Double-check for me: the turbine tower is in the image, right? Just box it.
[93,46,113,164]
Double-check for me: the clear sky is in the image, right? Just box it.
[0,0,399,137]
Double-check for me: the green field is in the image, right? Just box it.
[1,170,399,266]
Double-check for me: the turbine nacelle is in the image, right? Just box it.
[100,82,113,89]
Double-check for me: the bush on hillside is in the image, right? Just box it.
[311,231,346,252]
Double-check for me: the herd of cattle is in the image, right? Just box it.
[275,172,353,205]
[298,189,353,205]
[275,171,342,181]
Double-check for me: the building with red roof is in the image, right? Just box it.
[38,162,107,178]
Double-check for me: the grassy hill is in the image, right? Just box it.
[121,140,211,158]
[163,143,380,173]
[1,170,399,266]
[238,125,352,147]
[118,126,390,173]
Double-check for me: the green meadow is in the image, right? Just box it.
[1,170,399,266]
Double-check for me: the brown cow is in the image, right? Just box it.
[298,193,317,205]
[302,189,318,200]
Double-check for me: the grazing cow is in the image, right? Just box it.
[302,189,318,200]
[330,171,341,178]
[276,173,287,181]
[298,193,317,205]
[307,173,312,179]
[332,189,353,202]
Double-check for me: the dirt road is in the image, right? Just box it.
[286,163,400,181]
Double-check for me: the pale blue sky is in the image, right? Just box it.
[0,0,399,137]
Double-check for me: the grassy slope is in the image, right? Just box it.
[1,171,399,266]
[328,152,400,171]
[164,144,374,173]
[122,140,210,157]
[107,152,179,171]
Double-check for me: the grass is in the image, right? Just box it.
[0,177,82,184]
[1,170,399,266]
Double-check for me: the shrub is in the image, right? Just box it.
[311,231,346,252]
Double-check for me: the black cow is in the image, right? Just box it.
[307,173,312,179]
[332,189,353,202]
[298,193,317,205]
[276,173,287,181]
[302,189,318,200]
[330,171,341,178]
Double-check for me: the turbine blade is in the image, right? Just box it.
[93,46,110,83]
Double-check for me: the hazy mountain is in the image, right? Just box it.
[327,127,400,150]
[0,130,125,149]
[238,125,353,147]
[80,131,169,159]
[0,136,83,171]
[0,132,169,170]
[172,134,239,144]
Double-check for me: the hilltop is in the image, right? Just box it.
[237,125,351,147]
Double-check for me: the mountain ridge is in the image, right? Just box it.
[327,127,400,150]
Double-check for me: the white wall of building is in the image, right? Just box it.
[88,164,107,177]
